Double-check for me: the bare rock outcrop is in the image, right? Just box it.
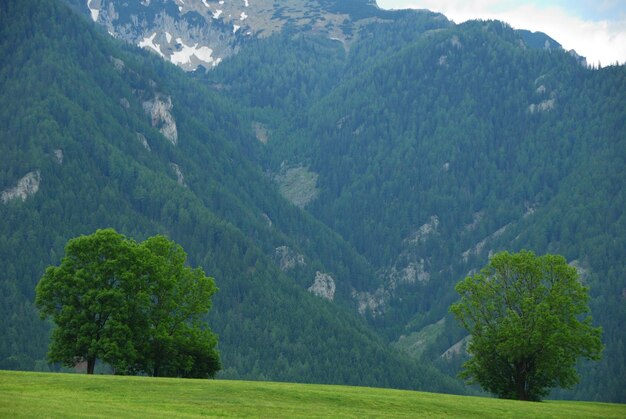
[528,98,556,113]
[273,165,319,208]
[169,162,187,187]
[308,271,336,301]
[274,246,305,272]
[136,133,151,151]
[352,287,388,316]
[54,149,64,164]
[142,95,178,145]
[441,336,470,360]
[1,171,41,204]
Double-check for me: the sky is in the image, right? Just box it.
[376,0,626,66]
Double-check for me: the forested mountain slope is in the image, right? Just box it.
[2,0,625,403]
[208,15,626,401]
[0,0,464,393]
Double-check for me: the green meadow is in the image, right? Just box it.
[1,370,624,418]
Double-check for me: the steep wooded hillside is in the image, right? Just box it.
[0,0,464,393]
[208,14,626,401]
[2,0,624,403]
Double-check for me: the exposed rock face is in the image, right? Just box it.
[252,122,269,144]
[529,80,557,113]
[110,56,125,72]
[308,271,336,301]
[274,165,319,208]
[463,211,483,232]
[528,98,556,113]
[388,259,430,285]
[462,223,510,263]
[394,317,445,358]
[568,49,587,67]
[386,216,439,286]
[352,287,388,316]
[407,216,439,244]
[85,0,414,71]
[136,132,151,151]
[54,149,64,164]
[358,215,439,316]
[142,95,178,145]
[1,171,41,204]
[441,336,470,360]
[169,162,187,187]
[261,213,273,227]
[274,246,306,272]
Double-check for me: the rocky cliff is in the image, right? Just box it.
[82,0,399,71]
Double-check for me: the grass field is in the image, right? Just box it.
[1,370,624,418]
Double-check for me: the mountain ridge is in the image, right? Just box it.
[66,0,412,71]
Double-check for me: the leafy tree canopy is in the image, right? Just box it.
[450,251,603,401]
[35,228,220,378]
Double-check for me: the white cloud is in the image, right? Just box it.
[377,0,626,66]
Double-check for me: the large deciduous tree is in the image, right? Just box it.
[450,251,602,401]
[135,235,220,378]
[35,229,220,377]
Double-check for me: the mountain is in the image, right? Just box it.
[0,0,465,393]
[63,0,404,71]
[2,0,625,403]
[204,13,626,401]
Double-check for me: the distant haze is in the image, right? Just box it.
[377,0,626,66]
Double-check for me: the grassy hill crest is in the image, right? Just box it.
[1,370,624,418]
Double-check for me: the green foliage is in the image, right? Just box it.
[450,251,603,401]
[35,229,220,378]
[137,235,220,378]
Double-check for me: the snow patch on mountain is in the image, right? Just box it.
[139,32,165,58]
[88,0,408,72]
[171,37,218,68]
[87,0,100,22]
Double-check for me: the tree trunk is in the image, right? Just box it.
[515,360,529,401]
[87,357,96,374]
